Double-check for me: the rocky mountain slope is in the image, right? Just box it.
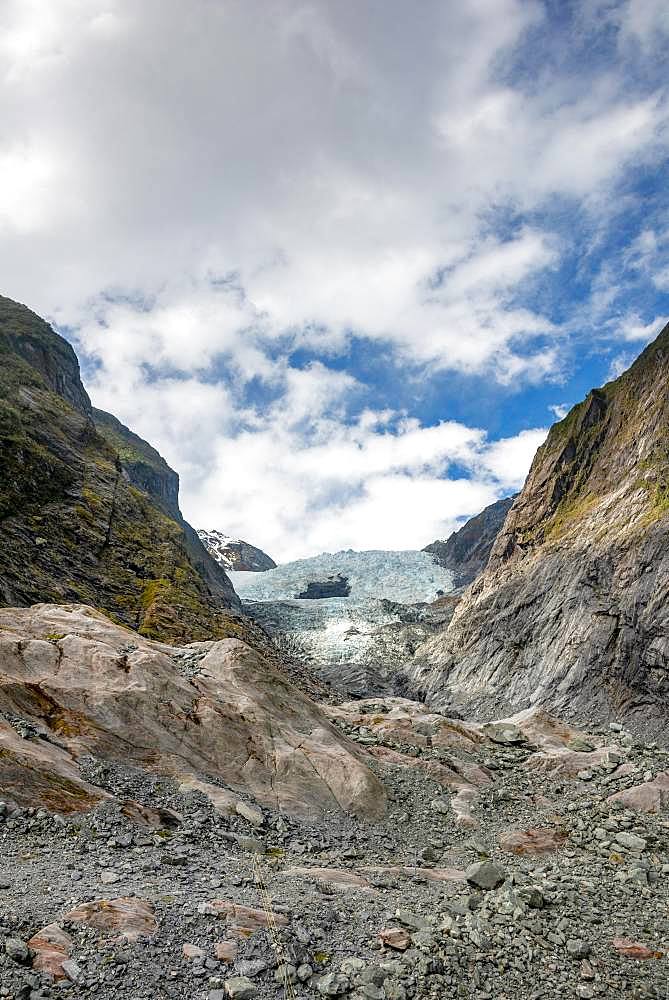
[0,295,240,643]
[198,530,277,572]
[423,495,517,587]
[413,322,669,730]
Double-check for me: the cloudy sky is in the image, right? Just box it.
[2,0,668,560]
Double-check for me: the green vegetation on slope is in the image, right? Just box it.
[0,295,239,643]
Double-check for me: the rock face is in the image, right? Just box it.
[423,495,517,587]
[0,295,240,642]
[198,530,277,572]
[414,323,669,730]
[0,603,386,820]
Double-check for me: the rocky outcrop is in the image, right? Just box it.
[413,323,669,731]
[0,603,386,820]
[0,295,92,413]
[198,530,277,572]
[423,495,517,587]
[297,574,351,599]
[0,295,240,642]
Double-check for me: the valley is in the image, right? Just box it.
[0,298,668,1000]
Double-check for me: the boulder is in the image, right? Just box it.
[607,770,669,813]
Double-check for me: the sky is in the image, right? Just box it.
[1,0,668,561]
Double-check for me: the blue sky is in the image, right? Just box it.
[1,0,668,559]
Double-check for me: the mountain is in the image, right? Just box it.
[0,294,241,642]
[198,529,276,572]
[412,323,669,730]
[423,495,517,587]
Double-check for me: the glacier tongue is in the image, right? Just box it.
[228,549,453,603]
[229,550,456,695]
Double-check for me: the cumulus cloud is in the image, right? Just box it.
[89,362,545,561]
[616,312,669,341]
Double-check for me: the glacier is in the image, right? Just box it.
[228,548,453,603]
[229,550,455,695]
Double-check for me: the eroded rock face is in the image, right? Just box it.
[0,604,386,820]
[413,323,669,730]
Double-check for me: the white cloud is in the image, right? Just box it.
[616,312,669,341]
[0,0,666,377]
[82,331,546,559]
[549,403,570,420]
[608,352,635,379]
[0,0,667,557]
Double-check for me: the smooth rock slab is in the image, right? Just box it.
[498,827,567,856]
[198,899,289,937]
[611,937,665,960]
[64,897,157,941]
[280,866,373,890]
[607,771,669,813]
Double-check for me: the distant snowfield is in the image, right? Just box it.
[228,549,453,604]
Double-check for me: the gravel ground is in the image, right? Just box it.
[1,708,667,1000]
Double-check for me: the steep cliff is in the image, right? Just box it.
[423,495,517,587]
[0,294,240,642]
[414,323,669,730]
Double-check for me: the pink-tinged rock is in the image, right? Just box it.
[197,900,289,937]
[182,943,205,960]
[65,897,157,941]
[367,744,491,792]
[120,799,183,829]
[28,924,73,980]
[323,698,483,751]
[607,771,669,813]
[280,867,373,890]
[525,745,619,778]
[366,743,490,830]
[612,762,638,779]
[490,708,580,749]
[498,827,567,856]
[0,604,386,821]
[379,928,411,951]
[215,940,239,962]
[363,865,467,884]
[612,937,664,960]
